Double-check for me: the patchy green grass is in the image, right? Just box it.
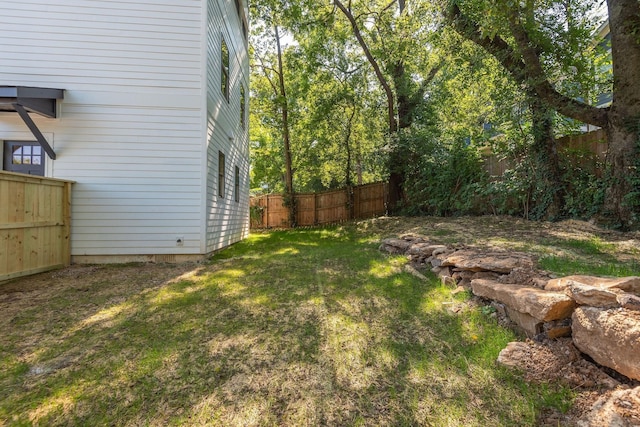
[0,220,613,426]
[535,236,640,276]
[538,255,640,277]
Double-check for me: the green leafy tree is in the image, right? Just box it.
[447,0,640,228]
[332,0,442,210]
[249,0,388,221]
[250,0,312,225]
[292,27,388,192]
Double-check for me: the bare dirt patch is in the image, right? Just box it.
[360,215,640,249]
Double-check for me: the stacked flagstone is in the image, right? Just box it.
[380,235,640,382]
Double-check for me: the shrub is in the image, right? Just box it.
[399,129,488,216]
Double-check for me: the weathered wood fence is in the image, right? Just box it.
[1,171,73,282]
[250,181,388,229]
[483,129,608,176]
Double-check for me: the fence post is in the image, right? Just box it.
[62,181,72,266]
[266,195,270,228]
[313,192,318,225]
[353,185,359,219]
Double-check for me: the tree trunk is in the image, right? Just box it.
[528,94,564,219]
[275,25,296,227]
[386,61,412,212]
[604,109,639,226]
[334,0,402,212]
[394,61,413,130]
[344,107,356,218]
[603,0,640,227]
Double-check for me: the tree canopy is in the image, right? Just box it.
[249,0,640,228]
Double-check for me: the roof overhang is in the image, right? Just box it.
[0,86,65,160]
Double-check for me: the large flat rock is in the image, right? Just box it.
[441,250,534,273]
[407,243,447,256]
[618,293,640,311]
[578,386,640,427]
[471,279,576,321]
[504,306,542,338]
[567,282,620,308]
[546,275,640,294]
[572,307,640,381]
[379,238,413,254]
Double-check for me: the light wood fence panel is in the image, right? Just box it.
[0,172,73,282]
[558,129,607,161]
[250,182,388,229]
[265,195,288,228]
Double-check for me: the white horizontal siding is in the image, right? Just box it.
[204,0,250,252]
[0,1,202,93]
[57,104,202,255]
[0,0,207,257]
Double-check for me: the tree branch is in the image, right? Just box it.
[334,0,397,132]
[447,2,608,128]
[506,7,608,127]
[254,53,280,96]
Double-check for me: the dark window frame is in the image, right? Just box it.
[240,84,246,129]
[218,151,226,198]
[2,141,45,176]
[234,165,240,203]
[221,38,230,101]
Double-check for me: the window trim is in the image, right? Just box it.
[221,38,230,102]
[2,140,45,176]
[240,83,246,129]
[235,0,248,42]
[234,165,240,203]
[218,151,226,198]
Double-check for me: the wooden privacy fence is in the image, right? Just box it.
[250,181,388,228]
[1,171,73,282]
[483,129,608,176]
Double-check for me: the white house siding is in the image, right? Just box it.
[205,0,250,252]
[0,0,207,258]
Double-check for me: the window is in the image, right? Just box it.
[2,141,45,176]
[240,84,246,128]
[235,0,248,42]
[221,38,230,101]
[218,151,226,198]
[234,166,240,203]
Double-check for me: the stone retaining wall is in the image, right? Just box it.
[380,235,640,382]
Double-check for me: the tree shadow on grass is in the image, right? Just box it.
[0,227,568,426]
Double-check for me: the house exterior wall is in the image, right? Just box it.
[0,0,249,260]
[205,0,250,252]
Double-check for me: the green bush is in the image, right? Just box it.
[399,129,488,216]
[560,148,606,219]
[396,127,611,222]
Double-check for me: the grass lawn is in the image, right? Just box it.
[4,216,637,426]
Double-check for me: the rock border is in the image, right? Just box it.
[380,235,640,382]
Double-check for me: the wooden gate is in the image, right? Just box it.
[1,171,73,282]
